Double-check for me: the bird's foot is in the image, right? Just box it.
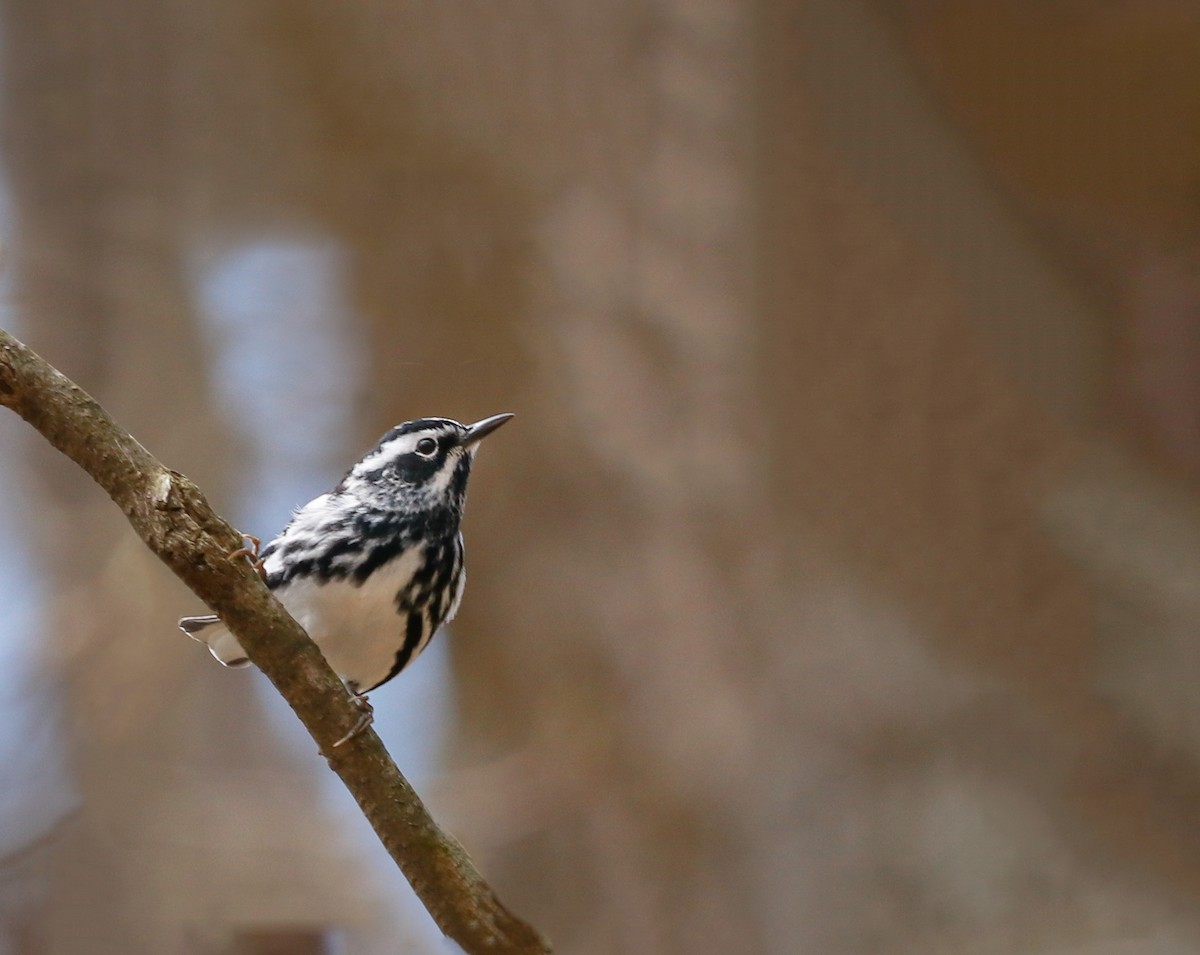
[228,533,266,579]
[333,691,374,747]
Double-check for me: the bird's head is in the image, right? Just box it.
[338,413,513,512]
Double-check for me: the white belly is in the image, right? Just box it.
[274,547,426,691]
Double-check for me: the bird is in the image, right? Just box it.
[178,413,513,743]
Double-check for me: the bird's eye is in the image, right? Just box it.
[415,437,438,456]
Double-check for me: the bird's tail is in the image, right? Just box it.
[178,615,252,668]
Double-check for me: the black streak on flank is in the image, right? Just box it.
[314,534,365,578]
[375,611,426,691]
[351,537,407,585]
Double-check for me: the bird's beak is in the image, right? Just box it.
[461,412,514,448]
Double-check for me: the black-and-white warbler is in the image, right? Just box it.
[179,413,512,740]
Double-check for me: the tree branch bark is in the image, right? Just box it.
[0,328,550,955]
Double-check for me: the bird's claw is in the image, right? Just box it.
[228,533,266,579]
[333,692,374,747]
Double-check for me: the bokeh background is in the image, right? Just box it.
[1,1,1200,953]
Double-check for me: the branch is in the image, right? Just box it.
[0,328,550,955]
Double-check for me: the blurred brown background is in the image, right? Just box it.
[1,0,1199,952]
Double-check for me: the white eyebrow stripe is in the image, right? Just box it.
[358,426,456,471]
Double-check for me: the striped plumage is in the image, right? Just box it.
[179,413,511,696]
